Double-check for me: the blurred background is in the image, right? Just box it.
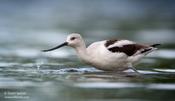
[0,0,175,101]
[0,0,175,49]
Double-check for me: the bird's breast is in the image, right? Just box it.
[86,44,129,70]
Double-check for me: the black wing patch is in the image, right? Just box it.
[108,44,148,56]
[105,39,118,47]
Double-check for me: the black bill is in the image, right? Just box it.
[42,42,68,52]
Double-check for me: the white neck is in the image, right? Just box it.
[75,43,90,63]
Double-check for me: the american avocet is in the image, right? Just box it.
[42,33,160,73]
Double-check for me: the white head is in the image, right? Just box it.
[42,33,86,52]
[66,33,85,48]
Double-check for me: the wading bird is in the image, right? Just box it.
[42,33,160,73]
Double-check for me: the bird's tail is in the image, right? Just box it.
[151,44,161,47]
[139,44,161,55]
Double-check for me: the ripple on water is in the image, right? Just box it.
[72,82,175,90]
[124,69,159,74]
[154,69,175,73]
[0,62,19,67]
[38,67,102,75]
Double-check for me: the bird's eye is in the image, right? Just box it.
[70,37,76,40]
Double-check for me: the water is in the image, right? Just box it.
[0,0,175,101]
[0,44,175,101]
